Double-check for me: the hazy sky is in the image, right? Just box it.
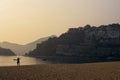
[0,0,120,44]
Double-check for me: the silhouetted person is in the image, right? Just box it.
[17,57,20,66]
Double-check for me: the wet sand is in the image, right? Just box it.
[0,62,120,80]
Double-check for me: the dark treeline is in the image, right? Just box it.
[26,23,120,60]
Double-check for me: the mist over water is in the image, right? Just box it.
[0,56,46,66]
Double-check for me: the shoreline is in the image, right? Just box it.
[0,60,120,67]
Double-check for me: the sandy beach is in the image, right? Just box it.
[0,62,120,80]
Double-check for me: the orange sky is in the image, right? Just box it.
[0,0,120,44]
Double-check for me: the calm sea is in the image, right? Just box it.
[0,56,47,66]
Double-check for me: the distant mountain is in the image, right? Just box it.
[0,47,15,56]
[0,35,56,55]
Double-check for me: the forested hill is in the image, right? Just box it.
[27,23,120,59]
[0,47,15,56]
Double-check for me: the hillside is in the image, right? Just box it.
[27,23,120,60]
[0,35,55,55]
[0,47,15,56]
